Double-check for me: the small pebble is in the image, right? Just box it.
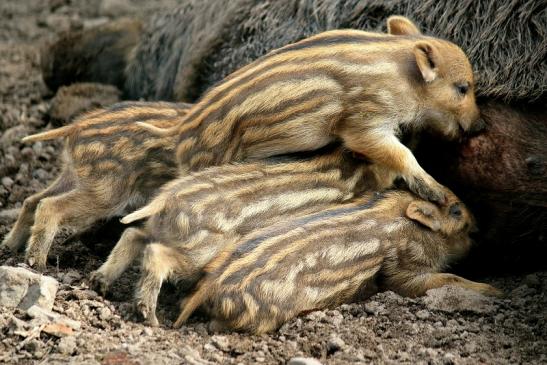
[524,274,540,288]
[327,334,345,353]
[1,177,14,188]
[57,336,77,355]
[288,357,323,365]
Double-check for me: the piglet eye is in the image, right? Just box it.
[449,203,462,217]
[456,82,469,95]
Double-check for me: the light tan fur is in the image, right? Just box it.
[1,102,191,269]
[90,148,382,326]
[175,189,501,334]
[139,16,480,205]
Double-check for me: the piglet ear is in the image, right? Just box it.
[387,16,422,36]
[414,41,439,83]
[406,201,441,231]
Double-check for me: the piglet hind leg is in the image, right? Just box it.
[395,272,503,298]
[1,169,76,253]
[25,189,113,270]
[90,227,148,296]
[135,243,193,327]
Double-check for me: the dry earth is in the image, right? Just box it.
[0,1,545,364]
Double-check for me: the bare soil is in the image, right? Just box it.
[0,1,545,364]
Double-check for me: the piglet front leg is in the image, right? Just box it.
[342,127,447,205]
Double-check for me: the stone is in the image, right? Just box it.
[288,357,323,365]
[327,334,345,353]
[364,301,385,315]
[44,14,71,32]
[524,274,540,288]
[99,0,134,17]
[27,305,81,330]
[423,286,497,314]
[416,310,431,320]
[305,310,326,322]
[0,208,21,223]
[98,307,112,321]
[211,335,230,352]
[43,322,73,337]
[59,270,82,285]
[8,315,30,335]
[1,177,14,188]
[57,335,77,354]
[0,266,58,311]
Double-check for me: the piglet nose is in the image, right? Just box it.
[466,118,487,135]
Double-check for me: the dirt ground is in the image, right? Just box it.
[0,1,545,364]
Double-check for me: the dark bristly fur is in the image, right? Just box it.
[42,18,143,96]
[42,0,545,104]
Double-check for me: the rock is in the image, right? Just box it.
[0,208,21,223]
[27,305,81,330]
[423,286,497,314]
[1,177,14,188]
[0,266,58,311]
[24,339,41,353]
[48,83,121,126]
[305,310,326,322]
[325,310,344,326]
[8,315,30,335]
[98,307,112,321]
[33,168,49,180]
[524,274,540,288]
[68,289,99,300]
[0,125,30,149]
[510,284,536,297]
[364,301,385,315]
[327,334,345,353]
[211,335,230,352]
[57,335,77,354]
[83,17,110,29]
[102,351,137,365]
[288,357,323,365]
[59,269,82,285]
[99,0,134,17]
[43,14,72,32]
[43,322,73,337]
[416,309,431,320]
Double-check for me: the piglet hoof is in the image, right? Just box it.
[410,178,447,206]
[479,284,504,298]
[89,271,110,297]
[25,254,46,271]
[135,301,159,327]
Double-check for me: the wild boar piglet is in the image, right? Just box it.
[1,102,191,269]
[140,15,481,205]
[175,189,501,334]
[91,147,384,326]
